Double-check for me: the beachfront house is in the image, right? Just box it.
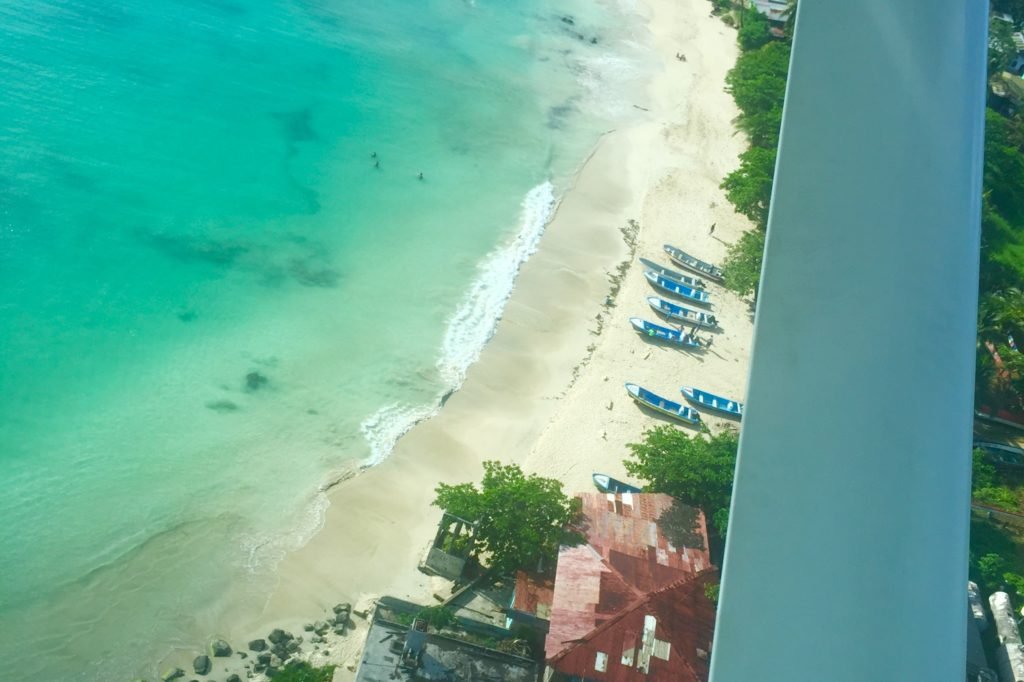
[542,492,717,681]
[420,512,477,581]
[749,0,790,24]
[354,596,538,682]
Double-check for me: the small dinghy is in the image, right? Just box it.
[680,386,743,419]
[592,473,643,494]
[625,383,701,425]
[638,257,706,289]
[629,317,701,348]
[647,297,718,328]
[663,244,724,281]
[644,271,712,307]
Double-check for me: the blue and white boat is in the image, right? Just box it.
[647,296,718,328]
[638,257,706,290]
[680,386,744,419]
[663,244,724,282]
[629,317,701,348]
[592,473,643,494]
[625,383,701,425]
[644,271,712,307]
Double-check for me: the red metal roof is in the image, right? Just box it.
[548,571,718,682]
[545,492,713,671]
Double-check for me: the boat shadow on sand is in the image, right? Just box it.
[634,334,708,361]
[630,400,706,429]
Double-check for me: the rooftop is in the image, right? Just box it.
[548,572,718,682]
[545,492,711,662]
[355,598,538,682]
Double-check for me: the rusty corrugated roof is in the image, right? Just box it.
[545,493,712,666]
[548,571,718,682]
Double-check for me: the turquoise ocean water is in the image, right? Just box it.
[0,0,652,678]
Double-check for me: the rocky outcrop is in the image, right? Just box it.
[226,675,241,682]
[248,638,267,652]
[159,668,184,681]
[192,654,211,675]
[209,639,232,657]
[267,628,291,645]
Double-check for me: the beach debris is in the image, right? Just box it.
[192,655,211,675]
[643,350,651,360]
[245,371,268,391]
[247,639,267,652]
[605,400,614,411]
[603,375,609,382]
[560,15,574,25]
[159,668,185,681]
[210,639,232,657]
[601,430,607,440]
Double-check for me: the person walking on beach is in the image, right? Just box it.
[709,222,716,236]
[704,334,714,349]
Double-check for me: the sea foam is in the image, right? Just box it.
[359,181,556,467]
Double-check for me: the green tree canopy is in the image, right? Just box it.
[726,41,791,122]
[720,146,777,227]
[985,110,1024,224]
[722,228,766,298]
[623,426,738,535]
[990,17,1018,76]
[432,461,582,576]
[737,8,772,52]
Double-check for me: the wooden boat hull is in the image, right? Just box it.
[638,257,705,290]
[625,382,701,424]
[646,297,718,328]
[680,386,744,418]
[592,473,643,494]
[663,244,724,281]
[644,271,712,306]
[629,317,701,348]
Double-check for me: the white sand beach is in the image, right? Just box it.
[185,0,757,676]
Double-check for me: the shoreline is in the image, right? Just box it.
[157,0,755,677]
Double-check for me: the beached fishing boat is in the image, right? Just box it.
[592,473,643,494]
[646,296,718,328]
[663,244,724,281]
[680,386,743,418]
[638,257,705,289]
[625,382,701,425]
[629,317,701,348]
[974,440,1024,467]
[644,271,712,306]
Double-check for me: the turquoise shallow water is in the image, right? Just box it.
[0,0,652,678]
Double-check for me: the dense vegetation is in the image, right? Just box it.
[717,9,791,298]
[623,426,738,537]
[271,663,336,682]
[433,461,582,576]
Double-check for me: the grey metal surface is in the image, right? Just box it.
[709,1,988,680]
